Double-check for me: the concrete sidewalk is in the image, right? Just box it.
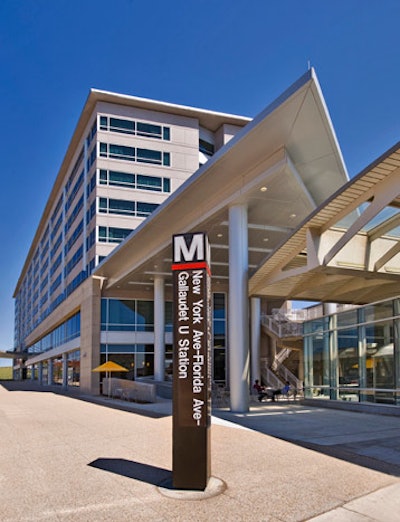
[1,382,400,521]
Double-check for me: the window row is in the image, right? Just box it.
[101,298,172,332]
[99,197,159,217]
[99,226,133,243]
[99,143,170,166]
[27,312,81,354]
[100,116,170,141]
[86,120,97,147]
[99,169,171,192]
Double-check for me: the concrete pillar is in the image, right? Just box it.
[228,204,249,412]
[323,303,337,316]
[38,362,43,385]
[250,297,261,386]
[80,277,102,395]
[62,353,68,389]
[47,359,53,385]
[298,348,304,387]
[154,275,165,382]
[30,365,35,381]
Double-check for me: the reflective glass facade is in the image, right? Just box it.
[304,298,400,405]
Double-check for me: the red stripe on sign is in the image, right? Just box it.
[171,261,211,275]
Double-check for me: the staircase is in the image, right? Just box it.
[260,309,304,393]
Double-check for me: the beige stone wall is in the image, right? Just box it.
[79,277,102,394]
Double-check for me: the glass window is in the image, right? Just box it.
[366,320,394,403]
[109,117,135,134]
[109,144,135,161]
[98,226,107,242]
[109,170,135,187]
[99,169,107,184]
[337,309,358,328]
[199,139,215,156]
[136,201,158,217]
[99,197,107,212]
[337,327,359,400]
[100,142,107,156]
[364,301,394,323]
[163,178,170,192]
[136,148,162,164]
[163,127,170,141]
[68,349,80,387]
[137,122,162,139]
[109,300,136,329]
[213,293,226,319]
[163,152,170,166]
[165,302,173,332]
[213,348,226,382]
[101,297,108,326]
[135,353,154,378]
[137,174,162,191]
[99,226,132,243]
[100,116,107,130]
[108,199,135,215]
[136,301,154,331]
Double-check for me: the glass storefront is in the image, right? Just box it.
[304,298,400,405]
[53,356,63,385]
[68,350,80,386]
[100,344,154,380]
[100,294,228,384]
[101,299,155,332]
[213,293,227,383]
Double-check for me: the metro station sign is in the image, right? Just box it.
[172,232,212,490]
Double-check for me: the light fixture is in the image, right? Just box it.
[217,233,223,238]
[263,237,269,242]
[289,213,297,219]
[260,186,268,192]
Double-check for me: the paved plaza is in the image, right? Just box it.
[1,381,400,521]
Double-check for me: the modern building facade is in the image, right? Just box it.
[304,297,400,405]
[13,90,249,390]
[13,68,400,412]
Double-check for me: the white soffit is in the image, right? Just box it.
[249,143,400,304]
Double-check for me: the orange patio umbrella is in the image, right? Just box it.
[92,360,128,397]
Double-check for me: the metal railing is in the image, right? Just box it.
[261,315,303,338]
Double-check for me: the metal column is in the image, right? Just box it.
[228,204,249,412]
[250,297,261,386]
[154,275,165,382]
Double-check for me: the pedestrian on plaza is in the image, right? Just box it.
[271,381,290,401]
[253,379,268,402]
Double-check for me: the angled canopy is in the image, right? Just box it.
[92,361,128,373]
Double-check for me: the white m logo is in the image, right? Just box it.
[173,233,209,263]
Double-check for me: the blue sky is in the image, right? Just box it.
[1,0,400,366]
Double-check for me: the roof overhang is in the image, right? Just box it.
[249,142,400,304]
[95,69,349,294]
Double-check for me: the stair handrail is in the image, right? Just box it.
[261,314,303,338]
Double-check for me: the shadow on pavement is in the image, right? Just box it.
[88,458,172,487]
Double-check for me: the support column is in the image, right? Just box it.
[323,303,337,316]
[228,204,249,412]
[154,275,165,382]
[62,353,68,389]
[80,277,102,395]
[47,359,53,385]
[38,362,43,385]
[250,297,261,386]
